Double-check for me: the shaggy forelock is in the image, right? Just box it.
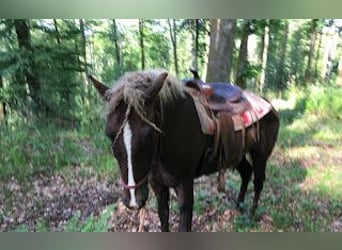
[105,69,185,115]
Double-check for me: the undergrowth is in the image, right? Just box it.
[0,114,117,182]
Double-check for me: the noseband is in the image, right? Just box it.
[121,174,149,190]
[114,102,163,190]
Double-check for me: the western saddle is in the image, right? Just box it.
[184,70,255,192]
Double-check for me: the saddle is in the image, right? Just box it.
[183,75,251,115]
[184,71,258,192]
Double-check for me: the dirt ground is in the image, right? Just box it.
[0,165,340,232]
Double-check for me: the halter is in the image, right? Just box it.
[113,101,163,190]
[121,174,149,190]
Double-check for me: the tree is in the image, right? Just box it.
[256,20,269,92]
[79,19,88,73]
[305,19,319,83]
[289,20,311,85]
[235,19,250,88]
[168,19,179,77]
[0,74,5,121]
[139,19,146,70]
[206,19,236,82]
[14,19,42,111]
[112,19,122,75]
[276,20,289,89]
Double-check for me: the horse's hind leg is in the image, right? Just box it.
[175,180,194,232]
[236,156,253,211]
[250,156,267,218]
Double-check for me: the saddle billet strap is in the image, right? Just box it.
[209,115,220,162]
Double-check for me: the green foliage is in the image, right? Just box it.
[304,84,342,119]
[0,19,86,122]
[0,116,116,182]
[288,24,308,85]
[64,205,115,232]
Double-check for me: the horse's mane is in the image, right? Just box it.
[105,69,185,115]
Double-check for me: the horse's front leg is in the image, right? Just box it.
[151,181,170,232]
[175,180,194,232]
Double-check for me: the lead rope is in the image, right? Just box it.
[138,207,146,232]
[138,100,163,232]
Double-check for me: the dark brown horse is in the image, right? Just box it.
[89,69,279,232]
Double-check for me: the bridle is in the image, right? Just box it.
[113,101,163,190]
[121,174,149,190]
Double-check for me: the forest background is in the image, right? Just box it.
[0,19,341,232]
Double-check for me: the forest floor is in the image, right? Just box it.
[1,88,341,232]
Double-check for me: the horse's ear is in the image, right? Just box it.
[88,75,110,99]
[145,72,168,100]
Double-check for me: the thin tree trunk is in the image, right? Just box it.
[112,19,122,75]
[235,19,249,88]
[79,19,88,73]
[53,19,61,44]
[314,30,322,79]
[192,19,200,71]
[336,57,342,86]
[14,19,42,113]
[257,21,269,92]
[305,19,318,83]
[276,20,289,89]
[139,19,145,70]
[168,19,179,77]
[0,74,5,121]
[79,19,90,110]
[206,19,236,82]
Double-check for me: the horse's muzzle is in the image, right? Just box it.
[122,196,146,210]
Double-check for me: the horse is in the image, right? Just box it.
[88,69,280,232]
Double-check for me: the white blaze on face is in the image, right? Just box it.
[123,121,139,208]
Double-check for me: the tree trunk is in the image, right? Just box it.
[206,19,236,82]
[235,19,250,88]
[314,30,322,79]
[14,19,42,112]
[79,19,88,73]
[276,20,289,89]
[112,19,122,75]
[336,56,342,86]
[168,19,179,77]
[0,74,5,121]
[191,19,200,71]
[257,21,269,92]
[53,19,61,44]
[79,19,90,111]
[139,19,145,70]
[305,19,318,83]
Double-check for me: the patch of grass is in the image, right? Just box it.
[232,214,259,232]
[0,117,118,182]
[64,205,115,232]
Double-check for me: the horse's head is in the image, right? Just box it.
[89,71,168,209]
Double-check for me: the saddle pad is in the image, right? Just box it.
[187,87,272,134]
[187,88,216,135]
[239,91,272,129]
